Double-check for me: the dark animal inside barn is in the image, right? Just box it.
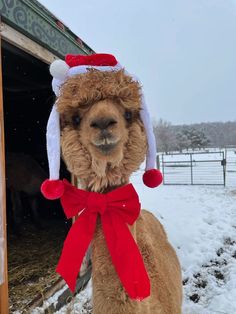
[6,152,47,233]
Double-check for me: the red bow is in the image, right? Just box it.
[56,179,150,300]
[65,53,118,67]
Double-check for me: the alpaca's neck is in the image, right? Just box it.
[84,174,139,311]
[75,152,136,193]
[81,174,129,193]
[80,170,137,253]
[91,183,128,194]
[82,176,135,232]
[91,202,137,309]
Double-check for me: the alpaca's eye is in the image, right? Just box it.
[72,115,81,126]
[124,111,132,121]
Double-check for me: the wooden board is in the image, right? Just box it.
[27,267,91,312]
[0,22,57,64]
[0,35,9,314]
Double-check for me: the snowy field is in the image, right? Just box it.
[33,157,236,314]
[134,176,236,314]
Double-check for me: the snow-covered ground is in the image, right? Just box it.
[33,161,236,314]
[134,175,236,314]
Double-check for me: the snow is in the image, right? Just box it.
[30,285,68,314]
[55,280,93,314]
[133,168,236,314]
[31,280,92,314]
[33,154,236,314]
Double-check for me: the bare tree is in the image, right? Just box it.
[153,119,236,154]
[154,119,175,153]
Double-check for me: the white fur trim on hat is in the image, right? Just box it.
[46,105,60,180]
[51,62,123,96]
[140,95,156,171]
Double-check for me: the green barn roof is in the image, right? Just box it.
[0,0,94,58]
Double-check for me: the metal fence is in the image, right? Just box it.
[159,151,226,186]
[225,149,236,186]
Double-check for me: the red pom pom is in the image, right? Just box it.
[41,179,65,200]
[143,169,163,188]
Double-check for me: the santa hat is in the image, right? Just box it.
[41,54,162,199]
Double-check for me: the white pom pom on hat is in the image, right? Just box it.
[49,59,69,81]
[41,54,162,199]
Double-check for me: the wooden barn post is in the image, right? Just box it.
[0,36,9,314]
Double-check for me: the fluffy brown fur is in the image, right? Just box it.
[57,69,183,313]
[58,70,146,192]
[92,212,182,314]
[57,69,141,114]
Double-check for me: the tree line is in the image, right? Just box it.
[154,119,236,153]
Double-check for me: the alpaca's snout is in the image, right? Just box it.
[90,117,117,130]
[90,117,120,153]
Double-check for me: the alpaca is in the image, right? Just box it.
[6,152,46,232]
[42,56,182,313]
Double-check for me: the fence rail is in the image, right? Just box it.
[159,151,226,186]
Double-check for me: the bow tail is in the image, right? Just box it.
[102,213,151,300]
[56,211,97,292]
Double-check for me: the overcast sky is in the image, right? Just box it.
[39,0,236,125]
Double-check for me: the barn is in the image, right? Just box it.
[0,0,93,312]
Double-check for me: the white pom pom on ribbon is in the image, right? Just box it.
[50,60,69,80]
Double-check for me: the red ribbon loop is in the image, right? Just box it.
[56,179,150,300]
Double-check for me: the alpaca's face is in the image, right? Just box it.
[57,70,147,191]
[77,99,129,163]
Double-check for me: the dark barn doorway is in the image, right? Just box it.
[2,41,70,312]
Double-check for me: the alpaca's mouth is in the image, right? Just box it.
[92,137,119,154]
[94,143,117,154]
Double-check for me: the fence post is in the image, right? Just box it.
[190,153,193,185]
[156,155,160,170]
[161,154,165,184]
[222,151,226,187]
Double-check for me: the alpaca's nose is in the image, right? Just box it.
[90,118,117,131]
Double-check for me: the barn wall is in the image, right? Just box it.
[0,36,9,314]
[0,41,5,286]
[0,123,4,285]
[1,41,72,312]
